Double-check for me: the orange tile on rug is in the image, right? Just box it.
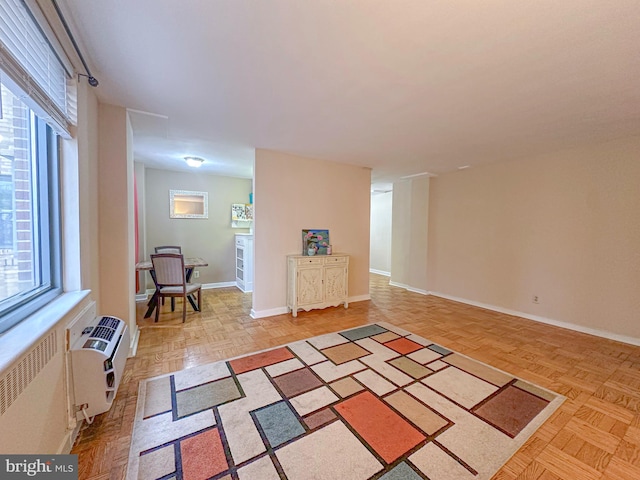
[335,391,426,463]
[228,346,294,374]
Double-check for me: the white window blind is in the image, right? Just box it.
[0,0,73,136]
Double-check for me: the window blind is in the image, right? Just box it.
[0,0,73,136]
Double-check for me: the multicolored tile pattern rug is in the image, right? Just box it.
[127,322,564,480]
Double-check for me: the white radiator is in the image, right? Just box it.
[70,315,129,421]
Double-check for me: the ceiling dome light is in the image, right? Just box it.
[184,156,204,168]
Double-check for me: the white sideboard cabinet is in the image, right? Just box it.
[235,234,253,292]
[287,254,349,317]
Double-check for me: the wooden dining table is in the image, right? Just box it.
[135,257,208,318]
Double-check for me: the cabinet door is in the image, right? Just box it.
[236,246,244,281]
[324,265,347,302]
[297,266,324,305]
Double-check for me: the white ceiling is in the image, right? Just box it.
[61,1,640,188]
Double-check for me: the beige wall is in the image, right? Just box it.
[97,105,136,329]
[370,191,392,274]
[427,136,640,340]
[141,167,252,287]
[390,177,430,292]
[134,162,147,293]
[253,149,371,315]
[77,81,100,295]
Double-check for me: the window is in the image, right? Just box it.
[0,0,71,333]
[0,174,13,248]
[0,77,61,333]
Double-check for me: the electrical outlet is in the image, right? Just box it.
[532,295,539,304]
[193,271,200,278]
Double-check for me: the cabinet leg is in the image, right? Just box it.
[344,302,349,309]
[292,308,298,317]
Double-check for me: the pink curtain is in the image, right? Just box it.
[134,175,139,292]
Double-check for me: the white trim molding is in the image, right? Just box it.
[251,295,371,320]
[389,281,428,295]
[135,293,148,302]
[129,327,140,358]
[250,306,289,319]
[429,291,640,347]
[203,282,237,289]
[141,282,238,300]
[369,269,390,277]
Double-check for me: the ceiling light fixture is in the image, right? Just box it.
[184,156,204,168]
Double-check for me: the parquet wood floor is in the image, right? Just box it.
[71,274,640,480]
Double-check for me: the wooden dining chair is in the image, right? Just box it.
[150,253,202,323]
[153,246,183,308]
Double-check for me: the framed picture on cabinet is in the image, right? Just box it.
[302,229,330,256]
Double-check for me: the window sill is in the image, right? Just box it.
[0,290,90,373]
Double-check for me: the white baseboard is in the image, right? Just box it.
[57,421,81,454]
[250,306,289,319]
[389,281,428,295]
[429,291,640,347]
[203,282,237,289]
[369,269,390,277]
[142,282,237,299]
[129,326,140,357]
[251,295,371,319]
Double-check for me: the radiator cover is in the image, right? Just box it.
[70,315,129,420]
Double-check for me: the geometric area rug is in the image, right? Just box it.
[126,322,564,480]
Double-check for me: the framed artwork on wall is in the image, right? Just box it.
[232,203,248,220]
[232,203,253,228]
[169,190,208,219]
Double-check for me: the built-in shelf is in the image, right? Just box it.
[235,234,253,292]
